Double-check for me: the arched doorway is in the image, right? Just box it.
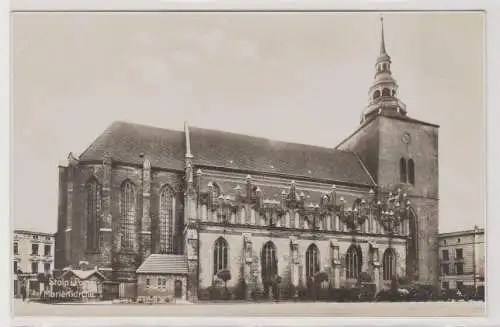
[261,241,277,299]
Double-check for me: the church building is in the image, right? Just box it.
[54,19,439,301]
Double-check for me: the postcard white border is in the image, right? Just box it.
[3,0,499,326]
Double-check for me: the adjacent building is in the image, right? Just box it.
[54,19,440,301]
[13,229,55,297]
[439,227,485,291]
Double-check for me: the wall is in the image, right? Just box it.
[337,118,380,182]
[55,159,184,283]
[377,117,439,286]
[439,231,485,289]
[136,274,187,300]
[13,231,55,296]
[198,225,406,289]
[337,115,439,287]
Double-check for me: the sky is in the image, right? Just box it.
[11,11,485,234]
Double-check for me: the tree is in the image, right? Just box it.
[315,271,329,284]
[217,269,232,299]
[398,276,411,287]
[357,271,373,286]
[390,275,399,292]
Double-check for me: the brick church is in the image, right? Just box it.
[54,19,439,301]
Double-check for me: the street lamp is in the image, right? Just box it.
[473,224,478,295]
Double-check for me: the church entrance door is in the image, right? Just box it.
[174,280,182,298]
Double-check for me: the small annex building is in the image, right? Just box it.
[59,267,107,298]
[136,254,188,302]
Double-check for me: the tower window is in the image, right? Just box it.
[392,89,396,96]
[373,90,381,100]
[408,159,415,185]
[399,157,407,183]
[382,88,390,97]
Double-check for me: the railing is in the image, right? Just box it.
[365,97,407,113]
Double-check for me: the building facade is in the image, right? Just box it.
[439,227,485,291]
[13,230,55,297]
[54,19,440,300]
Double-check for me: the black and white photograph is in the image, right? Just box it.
[9,4,489,321]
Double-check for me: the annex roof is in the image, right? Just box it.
[136,254,189,275]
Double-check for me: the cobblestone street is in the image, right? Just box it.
[12,299,486,317]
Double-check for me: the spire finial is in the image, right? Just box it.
[380,15,387,56]
[184,121,193,158]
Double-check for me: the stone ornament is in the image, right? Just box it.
[243,233,253,263]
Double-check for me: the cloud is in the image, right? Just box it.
[173,28,259,62]
[235,39,259,60]
[169,49,200,66]
[126,54,171,85]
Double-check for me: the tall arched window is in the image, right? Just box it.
[400,157,407,183]
[306,244,320,279]
[120,181,136,251]
[213,237,228,275]
[382,88,391,96]
[85,178,101,251]
[261,241,277,283]
[159,185,175,253]
[345,245,362,279]
[383,248,397,280]
[373,90,381,100]
[408,159,415,185]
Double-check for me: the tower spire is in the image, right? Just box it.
[360,16,407,124]
[380,16,387,57]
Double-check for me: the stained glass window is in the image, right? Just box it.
[306,244,320,279]
[213,237,228,275]
[383,248,396,281]
[159,185,174,253]
[85,178,101,251]
[120,181,136,251]
[345,245,362,279]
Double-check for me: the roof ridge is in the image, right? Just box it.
[190,126,348,152]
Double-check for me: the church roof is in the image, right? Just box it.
[79,121,375,186]
[136,254,188,275]
[80,121,186,171]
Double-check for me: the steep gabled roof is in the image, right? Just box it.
[136,254,188,274]
[79,121,185,171]
[61,269,106,281]
[189,127,374,185]
[79,121,375,186]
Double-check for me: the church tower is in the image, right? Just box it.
[337,17,440,287]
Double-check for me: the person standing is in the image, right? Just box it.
[20,284,27,302]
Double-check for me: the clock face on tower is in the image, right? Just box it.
[402,132,411,144]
